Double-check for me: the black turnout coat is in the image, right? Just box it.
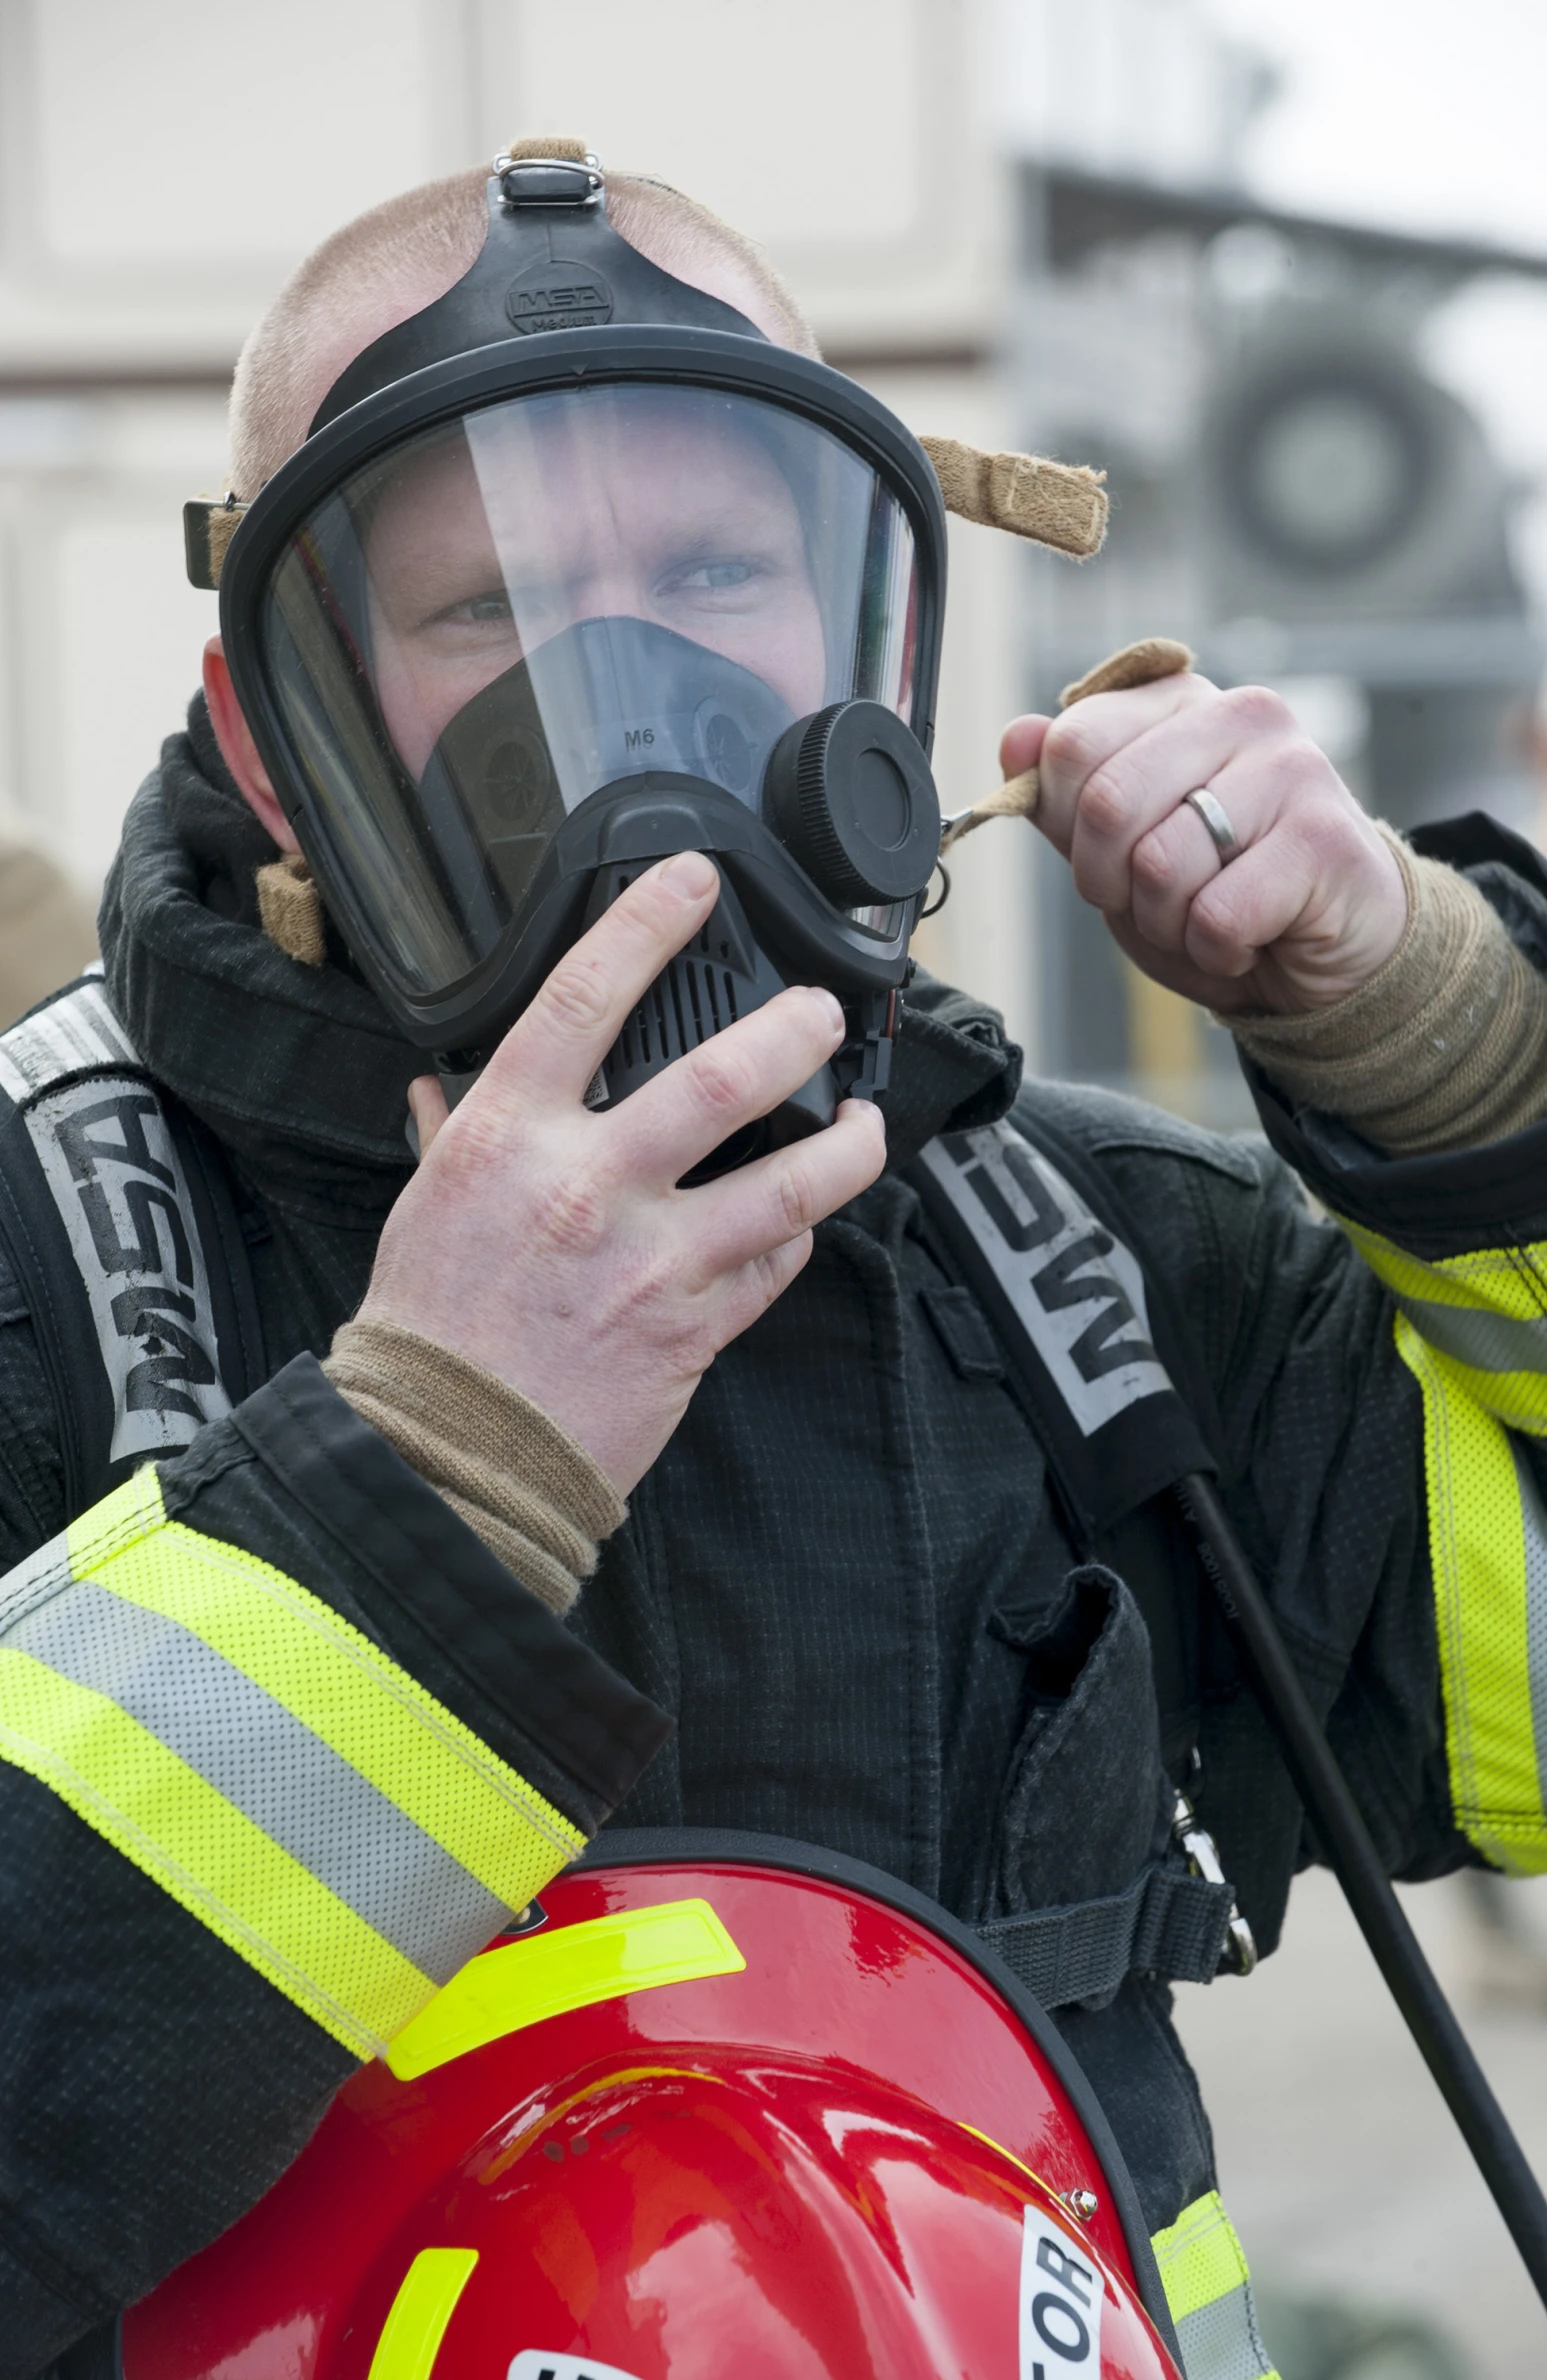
[5,700,1542,2376]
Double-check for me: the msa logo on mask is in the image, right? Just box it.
[507,268,614,333]
[1020,2211,1103,2378]
[508,2354,643,2380]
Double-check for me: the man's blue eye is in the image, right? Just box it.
[465,591,512,621]
[674,561,755,591]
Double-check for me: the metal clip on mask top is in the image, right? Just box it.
[213,143,948,1163]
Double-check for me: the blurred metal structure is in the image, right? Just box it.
[1015,164,1547,1112]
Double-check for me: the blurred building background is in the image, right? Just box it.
[4,1,1547,2371]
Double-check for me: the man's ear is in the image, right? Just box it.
[202,637,301,853]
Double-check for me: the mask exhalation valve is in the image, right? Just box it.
[764,700,940,907]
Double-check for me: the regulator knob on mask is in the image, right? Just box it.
[763,700,941,908]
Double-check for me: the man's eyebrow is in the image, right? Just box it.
[654,493,797,547]
[656,526,781,556]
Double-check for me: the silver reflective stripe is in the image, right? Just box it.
[7,1575,509,1982]
[1509,1439,1547,1823]
[0,978,138,1104]
[1395,1293,1547,1378]
[1174,2283,1278,2380]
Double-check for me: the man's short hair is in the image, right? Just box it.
[227,163,821,501]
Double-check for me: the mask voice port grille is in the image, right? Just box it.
[615,932,744,1073]
[583,860,836,1168]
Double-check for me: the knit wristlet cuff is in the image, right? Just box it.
[323,1319,626,1616]
[1227,822,1547,1156]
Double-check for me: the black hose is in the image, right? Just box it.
[1173,1469,1547,2312]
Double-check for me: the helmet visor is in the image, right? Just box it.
[258,381,922,1002]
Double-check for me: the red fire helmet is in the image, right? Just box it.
[123,1834,1183,2380]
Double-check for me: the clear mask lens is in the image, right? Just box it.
[260,382,921,999]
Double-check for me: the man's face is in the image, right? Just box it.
[362,391,828,780]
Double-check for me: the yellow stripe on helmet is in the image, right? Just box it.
[368,2248,479,2380]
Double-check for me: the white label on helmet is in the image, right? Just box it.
[508,2355,645,2380]
[1020,2209,1103,2379]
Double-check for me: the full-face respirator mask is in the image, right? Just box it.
[192,146,1104,1159]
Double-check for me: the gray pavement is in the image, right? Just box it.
[1171,1869,1547,2378]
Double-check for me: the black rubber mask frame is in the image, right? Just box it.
[217,165,948,1112]
[311,159,773,431]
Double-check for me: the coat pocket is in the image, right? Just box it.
[987,1564,1173,1921]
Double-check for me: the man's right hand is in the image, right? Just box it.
[357,850,887,1497]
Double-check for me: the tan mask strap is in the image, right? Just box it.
[499,135,594,164]
[939,637,1195,853]
[919,436,1108,559]
[256,851,326,967]
[183,495,248,592]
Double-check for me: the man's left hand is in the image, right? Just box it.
[1001,672,1407,1014]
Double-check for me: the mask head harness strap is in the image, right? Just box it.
[308,139,769,436]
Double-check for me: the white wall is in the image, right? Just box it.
[0,393,225,880]
[0,0,1001,369]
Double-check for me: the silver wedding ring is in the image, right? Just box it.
[1184,787,1241,867]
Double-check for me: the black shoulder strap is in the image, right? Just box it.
[909,1114,1218,1543]
[908,1111,1227,1777]
[909,1111,1255,1976]
[0,972,265,1516]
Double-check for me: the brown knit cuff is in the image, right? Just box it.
[1228,822,1547,1154]
[323,1320,626,1616]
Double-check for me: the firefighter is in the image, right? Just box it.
[7,145,1547,2380]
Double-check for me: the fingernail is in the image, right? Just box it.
[660,851,717,899]
[811,987,845,1036]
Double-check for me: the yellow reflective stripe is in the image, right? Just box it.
[0,1470,591,2057]
[1396,1317,1547,1874]
[1151,2193,1279,2380]
[0,1649,428,2057]
[368,2248,478,2380]
[1336,1215,1547,1434]
[1415,1367,1547,1441]
[1152,2190,1252,2322]
[72,1473,584,1897]
[1337,1215,1547,1324]
[389,1897,745,2080]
